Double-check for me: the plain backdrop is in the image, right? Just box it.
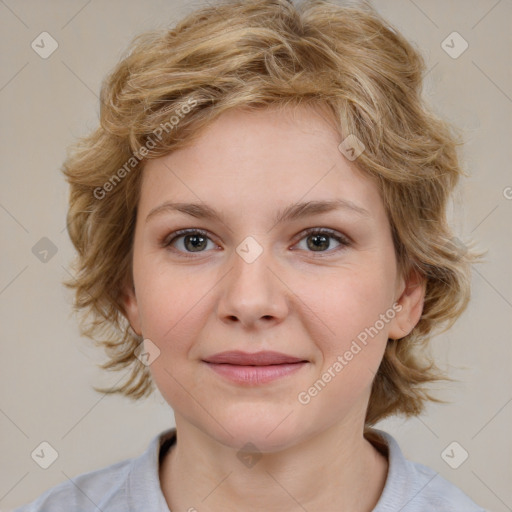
[0,0,511,510]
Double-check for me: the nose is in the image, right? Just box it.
[216,240,289,329]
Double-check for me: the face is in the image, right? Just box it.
[123,105,425,451]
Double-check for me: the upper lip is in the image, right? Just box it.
[203,351,307,366]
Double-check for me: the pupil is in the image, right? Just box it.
[183,234,330,252]
[308,234,328,251]
[185,235,207,252]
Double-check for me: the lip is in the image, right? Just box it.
[202,351,308,385]
[203,350,306,365]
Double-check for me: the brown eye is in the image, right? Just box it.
[294,228,351,255]
[163,229,216,255]
[161,227,351,259]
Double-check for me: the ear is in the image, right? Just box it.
[387,267,426,340]
[121,282,142,337]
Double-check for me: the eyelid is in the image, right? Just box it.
[160,228,217,249]
[293,226,352,246]
[160,226,352,258]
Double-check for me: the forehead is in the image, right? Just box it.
[139,105,385,224]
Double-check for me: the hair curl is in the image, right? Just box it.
[62,0,486,426]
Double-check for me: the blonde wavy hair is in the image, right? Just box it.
[63,0,485,426]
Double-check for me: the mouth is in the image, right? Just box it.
[202,351,308,385]
[203,350,307,365]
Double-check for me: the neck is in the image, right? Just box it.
[159,418,389,512]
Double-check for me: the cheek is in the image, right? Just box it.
[135,268,194,342]
[302,269,393,349]
[302,272,391,404]
[299,273,393,404]
[136,272,210,401]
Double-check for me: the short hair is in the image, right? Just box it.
[62,0,485,426]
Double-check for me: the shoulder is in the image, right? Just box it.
[367,429,487,512]
[11,458,133,512]
[11,428,176,512]
[401,459,487,511]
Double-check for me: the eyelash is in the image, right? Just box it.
[160,227,352,258]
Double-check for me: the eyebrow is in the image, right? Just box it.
[145,199,371,226]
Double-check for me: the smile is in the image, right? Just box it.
[203,361,308,385]
[201,350,309,385]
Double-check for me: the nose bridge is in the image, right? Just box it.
[218,235,287,325]
[233,235,272,289]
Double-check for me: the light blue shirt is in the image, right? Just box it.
[12,427,487,511]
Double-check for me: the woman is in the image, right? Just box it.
[14,0,486,510]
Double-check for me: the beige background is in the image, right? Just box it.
[1,0,511,510]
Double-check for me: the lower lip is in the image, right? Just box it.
[205,362,307,385]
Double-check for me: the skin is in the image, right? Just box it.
[123,105,426,511]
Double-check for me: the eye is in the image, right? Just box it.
[162,227,351,258]
[292,228,351,256]
[162,229,217,256]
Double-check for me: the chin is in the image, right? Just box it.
[202,411,307,453]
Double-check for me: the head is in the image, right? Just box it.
[63,0,484,441]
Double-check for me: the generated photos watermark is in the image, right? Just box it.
[93,98,198,200]
[297,302,402,405]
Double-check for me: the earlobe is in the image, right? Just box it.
[388,268,426,340]
[121,284,142,336]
